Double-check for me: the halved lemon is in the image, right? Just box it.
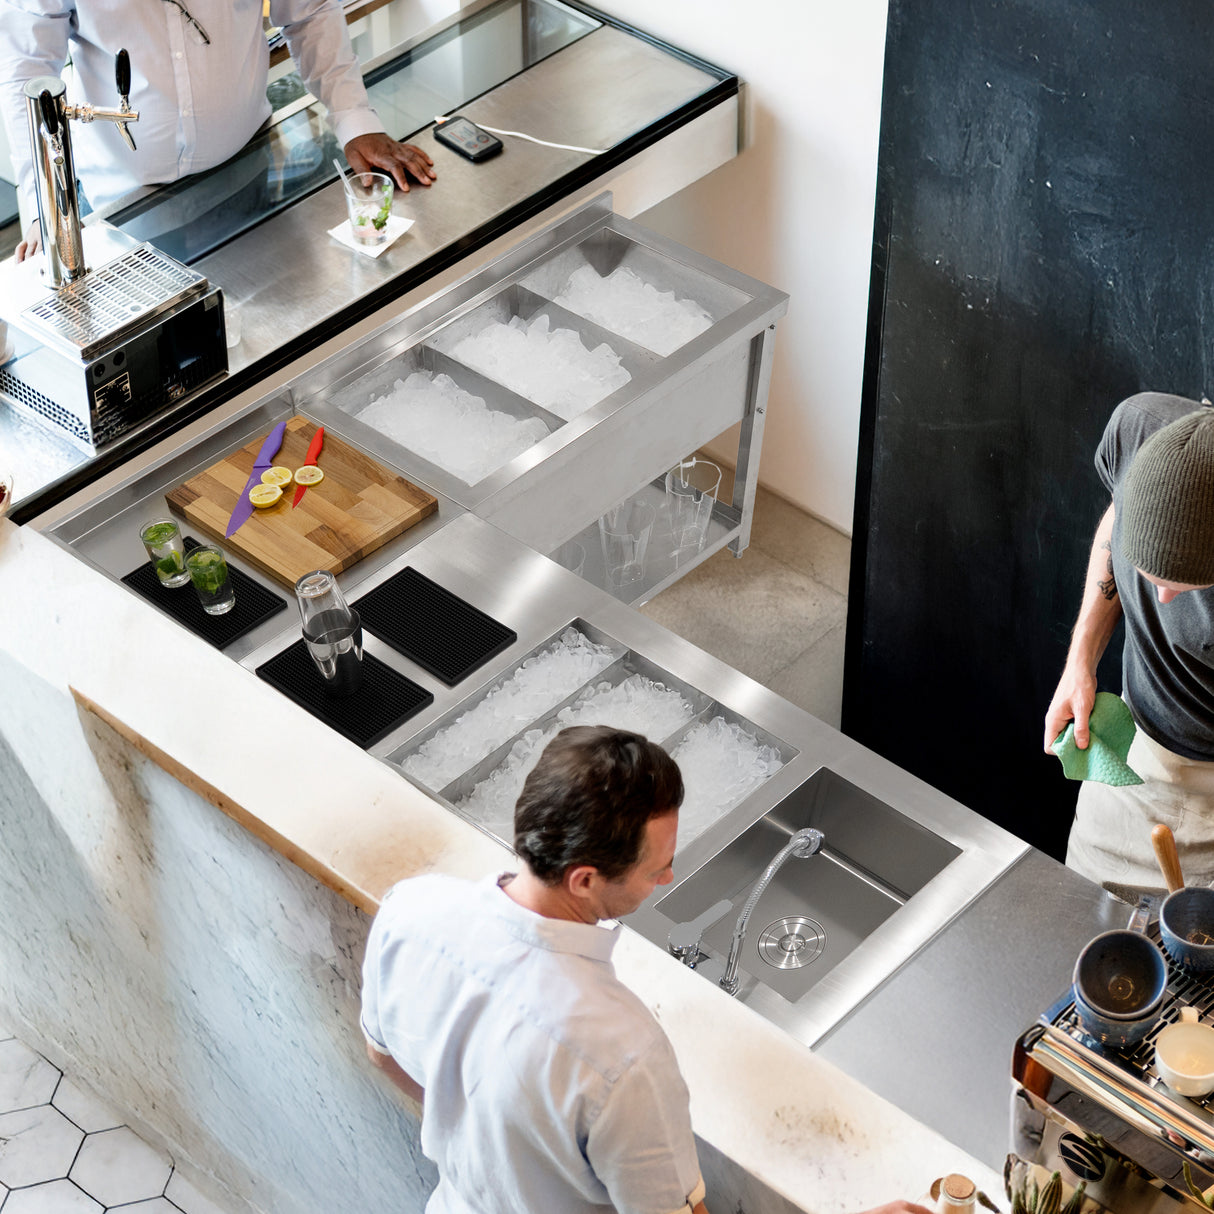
[293,465,325,486]
[260,466,294,488]
[249,483,282,508]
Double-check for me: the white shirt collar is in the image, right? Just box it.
[486,873,619,963]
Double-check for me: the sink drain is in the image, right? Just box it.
[757,916,826,970]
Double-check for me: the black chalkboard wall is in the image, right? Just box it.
[843,0,1214,859]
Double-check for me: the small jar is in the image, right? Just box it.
[937,1173,976,1213]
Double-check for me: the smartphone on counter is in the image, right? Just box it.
[434,117,503,163]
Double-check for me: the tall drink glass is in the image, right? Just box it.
[295,570,363,695]
[186,544,235,615]
[140,517,190,587]
[598,499,655,590]
[346,172,394,246]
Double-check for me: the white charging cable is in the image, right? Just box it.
[434,115,606,156]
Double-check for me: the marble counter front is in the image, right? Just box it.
[0,517,1001,1213]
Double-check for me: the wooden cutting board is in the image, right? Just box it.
[166,416,438,589]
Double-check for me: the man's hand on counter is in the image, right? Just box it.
[345,133,437,192]
[15,220,41,263]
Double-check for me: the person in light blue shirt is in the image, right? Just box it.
[0,0,436,259]
[361,725,933,1214]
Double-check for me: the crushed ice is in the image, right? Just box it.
[554,265,713,357]
[400,627,618,792]
[448,313,631,421]
[671,717,785,845]
[356,370,550,485]
[455,672,695,835]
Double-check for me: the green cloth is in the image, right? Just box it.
[1052,692,1144,786]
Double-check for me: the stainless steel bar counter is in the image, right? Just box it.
[1,0,741,524]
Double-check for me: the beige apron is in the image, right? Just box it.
[1067,724,1214,900]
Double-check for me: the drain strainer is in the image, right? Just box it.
[757,916,826,969]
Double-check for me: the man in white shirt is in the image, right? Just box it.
[0,0,436,260]
[360,725,932,1214]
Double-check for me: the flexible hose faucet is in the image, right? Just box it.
[719,827,824,995]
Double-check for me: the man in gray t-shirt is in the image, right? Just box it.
[1045,393,1214,892]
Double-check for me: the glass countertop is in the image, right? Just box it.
[105,0,600,265]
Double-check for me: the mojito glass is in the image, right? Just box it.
[140,518,190,587]
[186,545,236,615]
[346,172,394,245]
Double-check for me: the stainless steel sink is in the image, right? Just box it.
[655,768,960,1003]
[629,762,1020,1047]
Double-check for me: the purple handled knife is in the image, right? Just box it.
[225,421,286,537]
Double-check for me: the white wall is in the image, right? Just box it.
[591,1,890,534]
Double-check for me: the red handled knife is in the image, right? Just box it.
[292,426,325,508]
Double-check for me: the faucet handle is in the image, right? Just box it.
[668,898,733,963]
[114,50,137,150]
[115,49,131,101]
[38,89,59,138]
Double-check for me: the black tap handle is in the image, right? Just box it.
[38,89,58,136]
[115,49,131,99]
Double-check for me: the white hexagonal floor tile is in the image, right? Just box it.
[0,1105,84,1188]
[106,1199,181,1213]
[0,1038,61,1113]
[51,1076,124,1134]
[69,1125,172,1207]
[1,1177,103,1213]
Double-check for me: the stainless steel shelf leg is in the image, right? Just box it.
[730,323,778,557]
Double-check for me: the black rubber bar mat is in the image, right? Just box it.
[352,567,517,687]
[122,536,287,650]
[255,642,433,750]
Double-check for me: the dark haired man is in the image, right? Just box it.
[361,725,931,1214]
[1045,394,1214,893]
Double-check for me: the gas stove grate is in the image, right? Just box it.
[1053,918,1214,1111]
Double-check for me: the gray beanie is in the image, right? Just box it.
[1122,408,1214,584]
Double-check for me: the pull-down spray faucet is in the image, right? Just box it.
[667,827,825,996]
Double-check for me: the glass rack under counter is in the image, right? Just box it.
[291,194,788,604]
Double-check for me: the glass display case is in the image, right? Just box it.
[104,0,601,264]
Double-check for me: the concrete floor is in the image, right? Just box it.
[640,484,850,730]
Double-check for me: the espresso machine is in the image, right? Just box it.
[1011,938,1214,1213]
[0,51,227,453]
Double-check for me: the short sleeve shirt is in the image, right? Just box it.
[360,873,705,1214]
[1097,393,1214,759]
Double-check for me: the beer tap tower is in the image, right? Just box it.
[24,50,138,285]
[0,49,227,454]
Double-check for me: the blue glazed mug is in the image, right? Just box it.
[1073,906,1169,1048]
[1159,886,1214,971]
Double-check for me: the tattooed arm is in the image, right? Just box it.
[1043,503,1122,752]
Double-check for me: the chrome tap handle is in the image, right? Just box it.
[38,88,58,139]
[667,899,733,966]
[115,49,131,101]
[37,90,68,195]
[114,50,137,150]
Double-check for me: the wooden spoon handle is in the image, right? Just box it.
[1153,823,1185,893]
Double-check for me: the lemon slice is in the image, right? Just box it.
[249,484,282,508]
[293,465,325,486]
[260,466,294,488]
